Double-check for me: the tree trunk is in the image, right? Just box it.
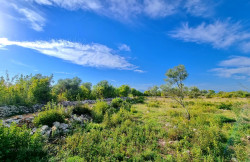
[181,103,190,120]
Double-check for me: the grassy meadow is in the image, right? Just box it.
[1,96,249,161]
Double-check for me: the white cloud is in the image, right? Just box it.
[143,0,179,18]
[16,7,45,31]
[184,0,214,17]
[170,20,250,49]
[211,56,250,80]
[11,60,35,69]
[47,0,102,10]
[0,38,140,70]
[33,0,53,5]
[134,69,146,73]
[31,0,212,20]
[53,71,76,75]
[0,0,217,31]
[219,56,250,67]
[240,42,250,53]
[0,1,46,31]
[118,44,131,52]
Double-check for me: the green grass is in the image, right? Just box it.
[1,97,250,161]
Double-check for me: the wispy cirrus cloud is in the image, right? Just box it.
[170,20,250,54]
[32,0,213,19]
[118,44,131,52]
[134,69,146,73]
[0,38,142,71]
[32,0,176,20]
[184,0,215,17]
[11,60,36,69]
[0,1,46,31]
[211,56,250,80]
[240,42,250,53]
[13,6,46,31]
[1,0,217,31]
[170,20,250,49]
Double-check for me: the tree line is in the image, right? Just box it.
[0,71,249,107]
[0,73,143,106]
[145,85,250,98]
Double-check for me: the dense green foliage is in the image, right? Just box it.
[0,123,47,161]
[72,104,92,116]
[33,102,66,127]
[0,73,248,109]
[111,97,124,109]
[92,101,111,123]
[0,74,52,106]
[0,73,144,107]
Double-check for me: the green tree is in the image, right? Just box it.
[53,77,82,101]
[149,86,159,97]
[28,74,53,104]
[143,90,151,96]
[200,89,208,96]
[164,65,190,120]
[188,86,201,98]
[131,88,143,96]
[92,80,116,99]
[80,82,92,99]
[118,85,131,97]
[206,90,215,98]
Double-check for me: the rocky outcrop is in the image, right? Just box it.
[0,104,43,118]
[2,113,92,139]
[0,97,129,118]
[60,97,129,107]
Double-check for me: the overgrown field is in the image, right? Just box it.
[1,97,249,161]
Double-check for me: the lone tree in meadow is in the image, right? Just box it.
[164,65,190,120]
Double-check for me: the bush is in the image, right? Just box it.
[33,102,65,127]
[111,98,124,109]
[72,104,92,116]
[147,100,160,108]
[120,101,132,111]
[66,156,86,162]
[92,101,110,123]
[216,102,233,110]
[110,109,131,126]
[127,96,145,104]
[34,110,65,127]
[216,115,236,125]
[169,102,180,108]
[0,123,47,161]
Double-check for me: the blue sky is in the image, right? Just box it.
[0,0,250,91]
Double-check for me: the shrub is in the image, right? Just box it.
[216,115,236,125]
[141,149,157,161]
[0,123,47,161]
[120,101,132,111]
[33,102,65,127]
[127,96,145,104]
[34,110,65,127]
[72,104,92,116]
[111,98,124,109]
[110,109,131,126]
[147,100,160,108]
[216,102,233,110]
[130,107,138,113]
[85,123,104,131]
[185,101,195,106]
[92,101,110,123]
[169,102,180,108]
[66,156,86,162]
